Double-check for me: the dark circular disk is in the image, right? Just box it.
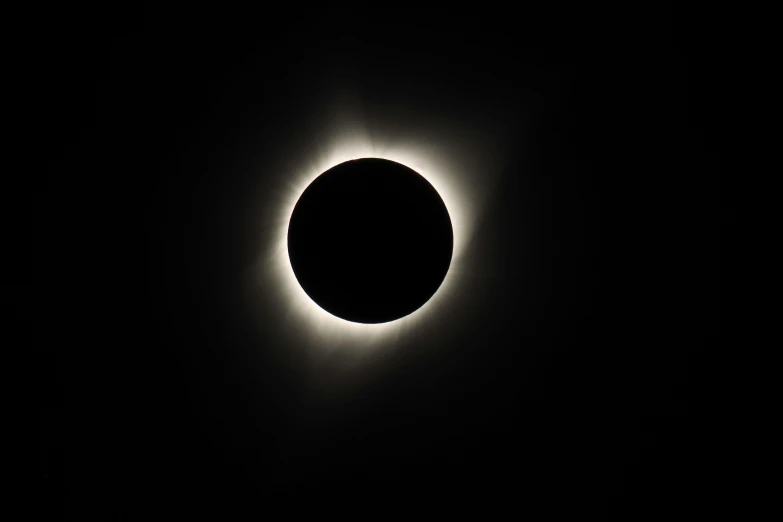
[287,158,453,324]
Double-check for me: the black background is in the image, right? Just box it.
[36,5,723,519]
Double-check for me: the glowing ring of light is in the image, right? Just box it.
[256,127,485,352]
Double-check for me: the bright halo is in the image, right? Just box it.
[250,109,502,353]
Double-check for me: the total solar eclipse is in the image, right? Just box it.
[287,158,453,324]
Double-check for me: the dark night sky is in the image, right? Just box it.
[36,6,723,519]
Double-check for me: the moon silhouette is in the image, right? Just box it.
[287,158,453,324]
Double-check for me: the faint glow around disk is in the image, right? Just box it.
[265,133,475,347]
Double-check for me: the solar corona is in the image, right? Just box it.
[255,126,486,350]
